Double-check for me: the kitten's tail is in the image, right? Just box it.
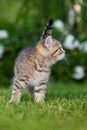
[40,19,54,40]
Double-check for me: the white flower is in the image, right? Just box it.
[54,20,64,32]
[54,20,69,35]
[74,40,80,48]
[63,34,74,50]
[0,44,4,58]
[72,66,85,80]
[68,9,76,26]
[0,30,9,39]
[79,41,87,52]
[63,34,80,50]
[74,4,81,14]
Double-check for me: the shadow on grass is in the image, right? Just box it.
[46,91,87,101]
[21,90,87,103]
[7,82,87,103]
[46,82,87,101]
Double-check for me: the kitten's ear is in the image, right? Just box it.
[44,36,53,49]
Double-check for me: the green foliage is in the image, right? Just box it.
[0,0,87,86]
[1,82,87,130]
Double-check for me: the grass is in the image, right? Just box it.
[0,82,87,130]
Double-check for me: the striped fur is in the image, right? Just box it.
[9,19,65,103]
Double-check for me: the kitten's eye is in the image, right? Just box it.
[58,47,62,51]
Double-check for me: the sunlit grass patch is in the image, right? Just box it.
[0,82,87,130]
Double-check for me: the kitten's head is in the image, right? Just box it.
[37,35,65,65]
[37,19,65,65]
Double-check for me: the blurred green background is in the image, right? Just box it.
[0,0,87,87]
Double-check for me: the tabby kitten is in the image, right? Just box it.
[9,19,65,103]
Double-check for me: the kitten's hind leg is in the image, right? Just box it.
[9,78,28,103]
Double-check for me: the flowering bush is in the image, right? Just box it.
[52,17,87,82]
[0,0,87,86]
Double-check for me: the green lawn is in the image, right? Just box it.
[0,82,87,130]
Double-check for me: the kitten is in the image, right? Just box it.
[9,19,65,103]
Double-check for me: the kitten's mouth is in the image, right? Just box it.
[57,53,65,61]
